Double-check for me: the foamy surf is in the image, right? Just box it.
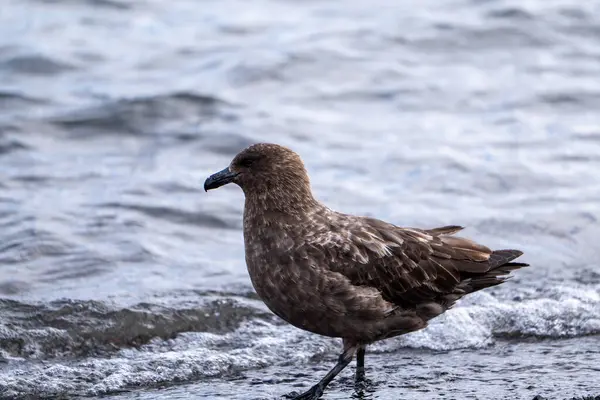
[1,285,598,398]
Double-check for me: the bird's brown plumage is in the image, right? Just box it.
[204,142,528,398]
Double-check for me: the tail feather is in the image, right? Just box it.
[488,249,524,268]
[424,249,528,318]
[467,249,529,292]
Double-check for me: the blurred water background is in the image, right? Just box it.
[1,0,599,399]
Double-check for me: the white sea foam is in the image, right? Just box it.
[1,285,598,397]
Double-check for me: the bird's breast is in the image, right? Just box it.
[242,226,327,328]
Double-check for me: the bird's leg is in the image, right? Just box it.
[355,345,366,383]
[290,340,357,400]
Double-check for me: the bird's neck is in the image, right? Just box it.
[243,188,321,229]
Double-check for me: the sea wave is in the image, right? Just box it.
[0,297,273,360]
[1,285,598,397]
[383,286,600,351]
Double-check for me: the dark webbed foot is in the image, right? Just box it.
[286,384,324,400]
[355,369,366,388]
[284,339,357,400]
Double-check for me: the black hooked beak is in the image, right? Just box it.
[204,167,237,192]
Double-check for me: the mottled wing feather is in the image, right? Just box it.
[306,215,522,309]
[425,225,464,236]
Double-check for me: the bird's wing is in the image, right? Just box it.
[303,216,522,309]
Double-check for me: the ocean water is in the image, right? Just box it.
[1,0,599,399]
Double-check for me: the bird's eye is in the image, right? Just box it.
[238,156,256,168]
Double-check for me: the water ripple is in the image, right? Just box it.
[48,92,232,138]
[0,54,76,76]
[98,202,239,230]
